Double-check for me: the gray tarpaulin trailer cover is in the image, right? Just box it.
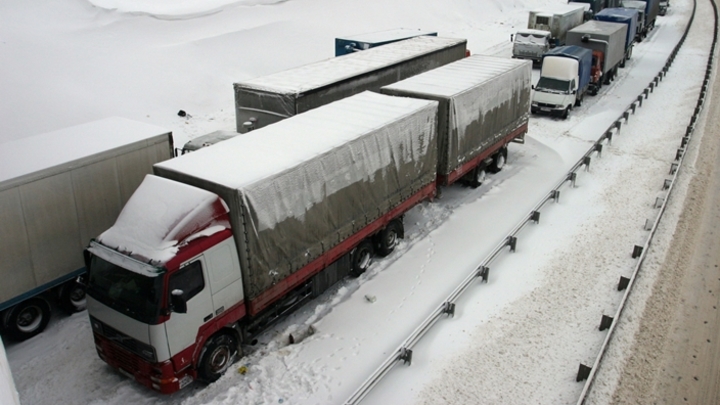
[233,36,466,132]
[154,91,439,302]
[381,55,532,184]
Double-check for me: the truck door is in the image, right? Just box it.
[165,258,214,357]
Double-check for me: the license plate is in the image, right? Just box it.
[540,107,551,112]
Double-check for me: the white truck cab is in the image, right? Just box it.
[512,29,551,64]
[531,56,579,119]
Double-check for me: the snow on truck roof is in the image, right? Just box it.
[531,3,590,14]
[154,91,438,190]
[235,36,466,95]
[0,117,170,185]
[570,20,627,34]
[382,55,530,98]
[336,28,437,44]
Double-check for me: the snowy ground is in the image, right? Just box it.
[1,0,713,404]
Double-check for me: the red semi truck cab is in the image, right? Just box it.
[85,176,245,393]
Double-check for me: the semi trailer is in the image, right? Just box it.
[233,36,467,132]
[334,28,437,56]
[381,55,532,187]
[0,117,173,341]
[84,91,440,394]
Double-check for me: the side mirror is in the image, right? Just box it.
[510,34,514,42]
[170,289,187,314]
[531,84,535,90]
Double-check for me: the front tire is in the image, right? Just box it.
[2,297,51,341]
[198,333,239,383]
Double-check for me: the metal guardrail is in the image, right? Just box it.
[344,1,717,402]
[576,0,718,402]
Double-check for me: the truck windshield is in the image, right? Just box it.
[86,255,164,324]
[535,77,571,93]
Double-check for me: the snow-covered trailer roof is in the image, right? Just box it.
[155,91,439,300]
[0,117,172,190]
[381,55,531,179]
[233,36,466,132]
[335,28,437,56]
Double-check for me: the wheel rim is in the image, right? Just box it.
[496,154,505,169]
[69,286,87,308]
[208,345,231,374]
[475,169,486,183]
[357,249,371,270]
[16,305,43,333]
[384,230,398,249]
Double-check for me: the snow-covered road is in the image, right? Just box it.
[2,0,714,403]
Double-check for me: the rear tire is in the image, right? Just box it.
[469,167,486,188]
[349,240,373,277]
[374,221,403,257]
[58,279,87,314]
[2,297,51,341]
[488,147,507,173]
[198,333,239,383]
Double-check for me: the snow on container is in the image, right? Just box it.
[381,55,531,185]
[155,91,439,304]
[335,28,437,56]
[233,36,466,132]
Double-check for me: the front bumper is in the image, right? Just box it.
[93,332,194,394]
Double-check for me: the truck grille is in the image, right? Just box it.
[90,317,157,363]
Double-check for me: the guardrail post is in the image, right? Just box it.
[577,364,592,382]
[637,95,643,107]
[507,236,517,252]
[568,172,577,187]
[675,148,685,161]
[599,315,614,331]
[614,121,622,134]
[442,302,456,318]
[398,347,413,365]
[551,189,561,202]
[663,179,672,190]
[654,197,664,208]
[583,156,592,171]
[644,218,653,231]
[670,162,679,175]
[632,245,644,258]
[531,210,541,224]
[477,266,490,283]
[618,276,630,291]
[595,143,603,157]
[644,88,650,99]
[623,110,630,122]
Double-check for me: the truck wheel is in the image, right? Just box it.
[469,167,486,188]
[374,220,403,257]
[198,333,239,383]
[575,94,583,107]
[2,297,51,341]
[349,240,373,277]
[488,147,507,173]
[561,106,570,120]
[58,279,87,314]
